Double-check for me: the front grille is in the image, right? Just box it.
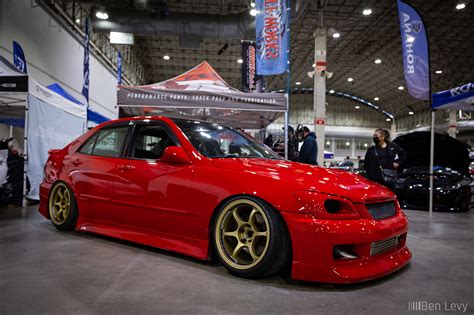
[366,201,396,220]
[370,237,399,256]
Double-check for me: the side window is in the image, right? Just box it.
[91,126,129,158]
[79,133,98,155]
[131,125,177,160]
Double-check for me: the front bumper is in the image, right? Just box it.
[281,211,411,283]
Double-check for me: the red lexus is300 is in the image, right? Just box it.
[39,116,411,283]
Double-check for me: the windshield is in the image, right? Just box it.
[173,119,282,160]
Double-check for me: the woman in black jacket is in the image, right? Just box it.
[364,129,407,190]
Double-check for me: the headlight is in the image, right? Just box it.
[292,191,360,219]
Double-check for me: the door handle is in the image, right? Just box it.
[117,164,135,171]
[71,159,84,166]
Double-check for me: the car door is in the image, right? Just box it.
[68,122,130,225]
[112,121,193,237]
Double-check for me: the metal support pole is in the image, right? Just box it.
[284,1,291,160]
[22,98,29,207]
[429,110,435,217]
[447,110,457,138]
[314,27,327,165]
[9,125,13,138]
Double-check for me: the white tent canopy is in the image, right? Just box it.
[0,56,86,202]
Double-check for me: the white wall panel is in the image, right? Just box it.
[0,0,117,119]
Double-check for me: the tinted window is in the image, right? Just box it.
[174,119,281,160]
[79,133,98,155]
[131,125,177,160]
[92,126,128,157]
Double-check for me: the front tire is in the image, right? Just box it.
[212,196,290,278]
[48,182,78,231]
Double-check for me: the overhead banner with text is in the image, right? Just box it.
[82,17,90,104]
[13,41,27,74]
[255,0,289,76]
[397,0,430,101]
[241,41,263,92]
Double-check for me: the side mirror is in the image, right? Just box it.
[160,146,192,164]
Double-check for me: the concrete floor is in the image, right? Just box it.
[0,206,473,314]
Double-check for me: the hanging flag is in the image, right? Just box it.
[13,41,27,74]
[117,51,122,85]
[82,17,90,104]
[255,0,289,76]
[242,41,263,92]
[397,0,430,101]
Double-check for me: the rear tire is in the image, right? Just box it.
[212,196,290,278]
[48,182,78,231]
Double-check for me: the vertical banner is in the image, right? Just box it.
[397,0,430,100]
[241,41,262,92]
[13,41,27,74]
[117,51,122,85]
[82,17,90,104]
[255,0,289,76]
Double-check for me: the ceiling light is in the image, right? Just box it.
[364,143,368,147]
[386,118,391,122]
[456,3,466,10]
[374,97,380,101]
[312,63,316,68]
[95,10,109,20]
[362,8,372,16]
[329,89,335,94]
[408,111,415,115]
[332,32,341,39]
[75,18,81,24]
[237,58,243,64]
[398,86,404,90]
[355,105,360,109]
[163,55,170,60]
[347,77,353,82]
[326,141,330,145]
[435,70,443,74]
[251,2,256,8]
[374,59,382,64]
[295,81,301,85]
[250,9,257,16]
[345,142,350,146]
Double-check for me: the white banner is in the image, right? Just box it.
[26,95,85,200]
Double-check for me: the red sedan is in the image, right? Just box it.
[39,116,411,283]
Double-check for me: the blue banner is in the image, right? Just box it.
[82,17,90,104]
[117,51,122,85]
[432,82,474,111]
[397,0,430,101]
[13,41,27,74]
[256,0,289,76]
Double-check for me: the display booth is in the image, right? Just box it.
[117,61,287,130]
[0,56,89,202]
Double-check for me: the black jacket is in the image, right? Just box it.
[364,142,407,182]
[298,132,317,164]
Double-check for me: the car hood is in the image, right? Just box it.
[393,131,470,176]
[211,158,393,203]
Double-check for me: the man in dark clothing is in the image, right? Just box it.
[364,128,407,190]
[298,126,318,165]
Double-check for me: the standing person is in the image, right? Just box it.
[298,126,318,165]
[364,128,407,190]
[287,126,299,161]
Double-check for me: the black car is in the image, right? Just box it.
[395,166,471,212]
[393,132,471,212]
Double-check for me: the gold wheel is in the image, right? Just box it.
[49,183,71,226]
[215,199,270,270]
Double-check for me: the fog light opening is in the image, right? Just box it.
[325,199,341,214]
[333,245,359,260]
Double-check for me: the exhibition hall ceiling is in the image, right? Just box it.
[75,0,474,118]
